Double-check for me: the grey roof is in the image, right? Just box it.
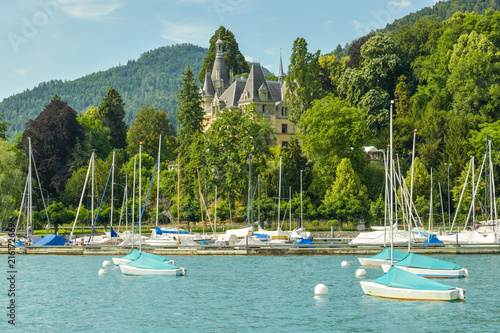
[211,38,230,89]
[203,71,215,97]
[239,63,275,102]
[267,81,283,103]
[219,79,246,107]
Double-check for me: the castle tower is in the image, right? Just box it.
[278,50,284,86]
[211,36,230,96]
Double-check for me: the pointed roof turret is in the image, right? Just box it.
[278,49,284,85]
[203,71,215,97]
[211,36,230,90]
[239,63,274,102]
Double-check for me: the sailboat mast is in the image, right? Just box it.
[177,157,181,245]
[277,155,282,229]
[197,167,205,234]
[428,168,433,241]
[214,186,217,234]
[111,150,115,228]
[289,186,292,231]
[92,152,95,231]
[156,135,161,228]
[139,143,142,252]
[300,170,303,229]
[28,137,32,239]
[132,156,136,249]
[389,101,394,264]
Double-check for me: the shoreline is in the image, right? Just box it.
[2,244,499,256]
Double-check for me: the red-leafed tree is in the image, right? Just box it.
[18,95,84,198]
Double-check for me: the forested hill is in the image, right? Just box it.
[384,0,500,32]
[0,43,207,140]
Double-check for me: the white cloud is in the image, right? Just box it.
[353,20,364,29]
[15,68,29,75]
[263,64,272,71]
[324,19,335,27]
[388,0,411,8]
[244,55,254,62]
[161,21,213,46]
[59,0,122,21]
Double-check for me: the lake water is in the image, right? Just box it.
[1,253,499,332]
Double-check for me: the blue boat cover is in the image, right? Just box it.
[423,234,444,247]
[110,226,118,238]
[156,226,189,235]
[125,253,180,270]
[368,248,408,261]
[32,234,67,246]
[294,238,314,245]
[373,266,456,291]
[393,253,461,270]
[119,249,171,262]
[253,233,270,240]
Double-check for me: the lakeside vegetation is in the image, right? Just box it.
[3,1,500,234]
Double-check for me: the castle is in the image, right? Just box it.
[200,37,295,147]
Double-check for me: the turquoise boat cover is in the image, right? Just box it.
[368,248,407,261]
[373,266,455,291]
[120,249,171,262]
[393,253,461,270]
[126,253,180,270]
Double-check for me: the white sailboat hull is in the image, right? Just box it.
[144,238,179,246]
[119,264,186,276]
[381,264,469,278]
[358,258,392,267]
[112,258,132,266]
[360,280,465,301]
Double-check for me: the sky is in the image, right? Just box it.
[1,0,440,101]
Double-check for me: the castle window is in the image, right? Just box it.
[282,141,289,148]
[281,124,288,133]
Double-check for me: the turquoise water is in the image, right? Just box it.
[1,254,499,332]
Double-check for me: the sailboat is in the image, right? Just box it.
[119,144,186,276]
[360,101,465,301]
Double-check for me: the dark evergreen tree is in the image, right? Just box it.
[97,87,127,149]
[0,113,8,140]
[198,26,250,83]
[176,66,204,198]
[18,95,84,197]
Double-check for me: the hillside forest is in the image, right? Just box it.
[2,7,500,233]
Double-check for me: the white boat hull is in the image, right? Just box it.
[358,258,392,267]
[119,265,186,276]
[381,264,469,278]
[144,238,179,246]
[112,258,132,266]
[360,280,465,301]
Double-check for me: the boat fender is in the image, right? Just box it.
[355,269,367,278]
[102,260,111,267]
[341,261,350,267]
[314,284,328,296]
[99,268,108,275]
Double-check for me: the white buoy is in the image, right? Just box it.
[341,261,350,267]
[355,268,367,278]
[315,284,328,296]
[102,260,111,267]
[99,268,108,275]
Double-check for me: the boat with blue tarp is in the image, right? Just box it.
[358,248,408,266]
[381,252,468,278]
[360,266,465,301]
[119,253,186,276]
[112,249,174,266]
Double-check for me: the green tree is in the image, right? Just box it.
[18,95,84,197]
[285,37,323,127]
[204,106,274,203]
[69,113,113,171]
[0,139,25,229]
[47,202,76,235]
[97,87,127,149]
[298,95,368,190]
[322,158,368,230]
[127,106,176,162]
[176,66,204,198]
[447,31,500,119]
[198,26,249,83]
[0,113,9,140]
